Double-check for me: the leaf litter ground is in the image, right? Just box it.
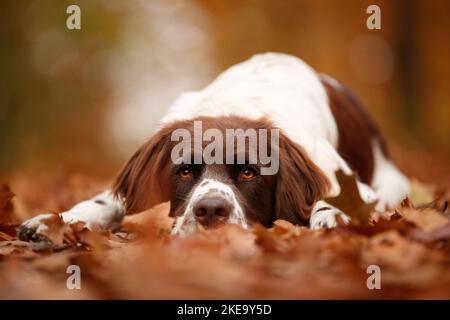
[0,171,449,299]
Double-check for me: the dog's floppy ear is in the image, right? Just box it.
[112,129,172,214]
[274,133,330,225]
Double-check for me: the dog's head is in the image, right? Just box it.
[112,116,329,235]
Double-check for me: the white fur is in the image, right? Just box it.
[171,179,249,236]
[20,213,54,234]
[60,190,124,230]
[371,141,410,211]
[310,201,351,229]
[20,191,124,238]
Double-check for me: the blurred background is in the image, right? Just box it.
[1,0,449,185]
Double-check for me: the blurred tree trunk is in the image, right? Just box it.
[397,0,419,141]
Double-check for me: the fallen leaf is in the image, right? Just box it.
[0,231,14,241]
[409,223,450,242]
[400,208,449,232]
[253,224,293,253]
[325,171,375,226]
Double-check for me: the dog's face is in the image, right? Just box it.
[113,116,329,235]
[169,161,277,233]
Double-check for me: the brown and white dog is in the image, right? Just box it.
[19,53,410,239]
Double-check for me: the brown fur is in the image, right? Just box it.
[321,76,387,185]
[274,131,330,224]
[112,126,174,214]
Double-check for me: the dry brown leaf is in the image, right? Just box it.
[253,224,293,253]
[33,214,69,247]
[325,171,375,226]
[409,223,450,242]
[400,208,449,232]
[362,230,432,272]
[66,222,112,250]
[0,240,35,257]
[121,202,173,238]
[0,231,14,241]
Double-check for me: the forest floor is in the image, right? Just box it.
[1,146,449,299]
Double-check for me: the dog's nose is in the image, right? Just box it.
[193,197,232,227]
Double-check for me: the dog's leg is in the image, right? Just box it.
[371,142,410,212]
[309,200,350,229]
[19,190,125,241]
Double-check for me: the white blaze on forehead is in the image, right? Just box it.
[171,178,249,236]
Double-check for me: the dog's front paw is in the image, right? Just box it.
[309,206,351,230]
[18,213,59,242]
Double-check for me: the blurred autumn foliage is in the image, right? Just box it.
[0,0,449,180]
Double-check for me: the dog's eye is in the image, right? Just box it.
[240,166,257,180]
[177,166,193,179]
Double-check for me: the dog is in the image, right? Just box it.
[19,53,410,239]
